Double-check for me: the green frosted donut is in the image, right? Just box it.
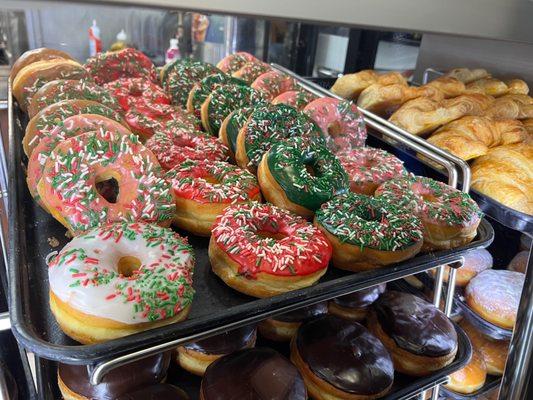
[220,107,253,155]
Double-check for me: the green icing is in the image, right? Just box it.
[225,107,253,154]
[191,72,246,118]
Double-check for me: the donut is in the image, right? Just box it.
[235,103,323,173]
[57,352,170,399]
[85,48,158,85]
[443,350,487,395]
[209,202,331,298]
[146,126,228,171]
[117,384,189,400]
[37,130,175,235]
[507,250,529,273]
[232,61,271,83]
[368,291,458,376]
[272,90,318,110]
[258,302,328,342]
[27,114,132,205]
[429,248,493,286]
[177,325,257,376]
[201,348,307,400]
[23,99,127,157]
[328,283,386,321]
[28,79,121,118]
[251,70,299,101]
[12,58,89,111]
[337,147,406,195]
[257,136,348,217]
[10,47,74,81]
[218,107,252,158]
[291,315,394,400]
[314,193,423,270]
[48,221,194,343]
[216,51,258,73]
[465,269,524,329]
[375,175,483,250]
[520,233,532,251]
[104,77,170,112]
[304,97,367,153]
[187,72,246,119]
[200,83,267,135]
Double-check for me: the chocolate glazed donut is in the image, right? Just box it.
[201,347,307,400]
[291,314,394,400]
[117,384,189,400]
[329,284,386,321]
[57,352,171,400]
[368,290,458,376]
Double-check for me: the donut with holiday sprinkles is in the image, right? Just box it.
[258,136,348,218]
[232,61,271,83]
[104,77,170,112]
[314,192,423,271]
[337,147,406,195]
[304,97,367,153]
[48,221,194,343]
[37,130,175,235]
[251,70,299,101]
[375,175,482,250]
[235,103,324,173]
[219,107,253,158]
[216,52,258,74]
[209,202,331,298]
[272,90,317,111]
[165,159,261,236]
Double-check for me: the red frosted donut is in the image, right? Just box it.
[251,71,299,101]
[232,61,271,84]
[304,97,367,153]
[216,52,258,73]
[337,147,406,195]
[272,90,317,110]
[104,77,170,112]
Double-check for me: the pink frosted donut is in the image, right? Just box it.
[251,71,299,101]
[304,97,367,153]
[272,90,317,110]
[232,61,271,84]
[104,77,170,112]
[216,52,258,73]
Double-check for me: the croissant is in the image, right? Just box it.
[506,79,529,95]
[471,143,533,215]
[484,94,533,120]
[331,70,407,100]
[426,77,466,98]
[466,78,509,97]
[389,93,493,135]
[444,68,490,84]
[523,119,533,144]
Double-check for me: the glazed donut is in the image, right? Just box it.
[10,47,74,82]
[28,79,121,118]
[232,61,271,83]
[328,283,386,321]
[209,202,331,298]
[12,58,89,111]
[272,90,318,110]
[375,175,482,250]
[429,248,493,286]
[257,137,348,217]
[177,325,257,376]
[85,48,158,85]
[38,130,175,235]
[444,350,487,395]
[465,269,524,329]
[48,222,194,343]
[314,193,423,271]
[218,107,252,158]
[304,97,367,153]
[146,126,228,171]
[165,159,261,236]
[368,291,458,376]
[291,315,394,400]
[201,83,267,135]
[507,250,529,273]
[236,103,323,173]
[337,147,406,195]
[258,302,328,342]
[23,99,127,157]
[57,352,170,400]
[251,70,299,101]
[117,384,189,400]
[104,77,170,112]
[216,51,258,73]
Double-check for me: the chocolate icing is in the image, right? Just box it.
[117,384,189,400]
[296,315,393,395]
[183,325,257,355]
[373,290,458,357]
[274,302,328,323]
[58,352,170,400]
[332,284,386,309]
[201,347,306,399]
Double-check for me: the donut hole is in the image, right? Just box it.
[117,256,142,277]
[327,121,344,137]
[422,194,439,203]
[361,208,383,222]
[203,174,220,184]
[96,176,120,203]
[257,230,288,241]
[305,161,322,178]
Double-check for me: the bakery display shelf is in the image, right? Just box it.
[439,376,501,400]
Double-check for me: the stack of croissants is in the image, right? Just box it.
[332,68,533,215]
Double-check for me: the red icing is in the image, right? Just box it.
[104,77,170,112]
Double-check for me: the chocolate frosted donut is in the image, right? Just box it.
[117,384,189,400]
[201,347,306,400]
[57,352,170,400]
[329,283,386,320]
[292,315,394,399]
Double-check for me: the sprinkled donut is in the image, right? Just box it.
[104,77,170,112]
[85,48,158,85]
[219,107,252,158]
[314,192,424,270]
[258,136,348,218]
[375,175,482,250]
[337,147,406,195]
[216,52,258,73]
[251,70,299,101]
[304,97,367,153]
[38,130,175,235]
[235,103,324,172]
[272,90,318,111]
[232,61,271,83]
[166,159,261,236]
[48,221,194,343]
[209,202,332,298]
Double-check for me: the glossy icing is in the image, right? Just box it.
[104,77,170,112]
[274,302,328,323]
[332,283,386,308]
[184,324,257,354]
[251,70,299,100]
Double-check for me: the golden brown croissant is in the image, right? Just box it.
[484,94,533,120]
[466,78,509,97]
[444,68,490,84]
[471,143,533,215]
[331,70,407,100]
[426,77,466,98]
[522,119,533,144]
[506,79,529,95]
